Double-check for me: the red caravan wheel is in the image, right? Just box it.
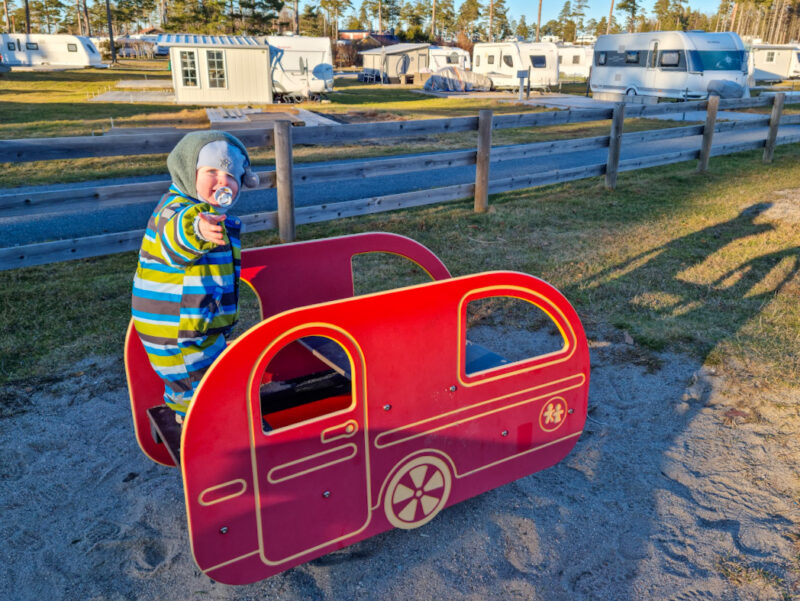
[384,456,452,530]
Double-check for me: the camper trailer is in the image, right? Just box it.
[428,45,471,70]
[265,35,334,98]
[558,44,593,79]
[472,42,559,90]
[359,43,431,83]
[590,31,748,100]
[0,34,103,68]
[750,44,800,82]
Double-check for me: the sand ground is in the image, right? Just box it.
[1,325,798,601]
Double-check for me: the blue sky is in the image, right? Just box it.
[511,0,723,24]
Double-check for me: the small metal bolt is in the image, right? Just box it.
[501,430,509,437]
[219,526,229,534]
[322,491,331,498]
[449,385,457,392]
[383,404,392,411]
[568,408,574,414]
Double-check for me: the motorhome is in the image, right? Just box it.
[589,31,748,100]
[428,45,471,70]
[0,33,103,68]
[558,44,593,79]
[265,35,334,98]
[750,44,800,81]
[359,43,431,83]
[472,42,559,89]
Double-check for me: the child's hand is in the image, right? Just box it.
[197,212,226,245]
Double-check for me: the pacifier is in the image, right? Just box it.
[214,186,234,207]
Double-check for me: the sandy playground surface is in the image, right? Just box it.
[1,318,799,601]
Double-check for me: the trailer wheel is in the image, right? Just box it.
[384,455,452,530]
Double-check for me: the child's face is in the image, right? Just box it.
[195,166,239,205]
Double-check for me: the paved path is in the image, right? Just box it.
[2,120,798,248]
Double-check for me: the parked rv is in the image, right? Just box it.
[558,44,593,79]
[359,43,431,83]
[590,31,748,100]
[428,45,471,70]
[265,35,334,98]
[0,33,103,68]
[750,44,800,81]
[472,42,559,89]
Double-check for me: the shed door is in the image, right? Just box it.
[253,336,370,565]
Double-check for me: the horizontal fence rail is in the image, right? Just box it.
[1,93,797,271]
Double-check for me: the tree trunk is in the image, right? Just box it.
[293,0,299,34]
[3,0,10,31]
[24,0,30,33]
[729,2,738,33]
[489,0,494,41]
[607,0,614,34]
[431,0,436,39]
[82,0,92,36]
[536,0,542,40]
[378,0,382,33]
[105,0,116,62]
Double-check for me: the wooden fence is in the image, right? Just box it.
[1,93,798,271]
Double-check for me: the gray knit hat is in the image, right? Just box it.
[167,130,259,199]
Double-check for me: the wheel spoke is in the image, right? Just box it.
[398,499,418,522]
[420,494,440,516]
[392,483,415,504]
[423,470,444,492]
[409,465,428,489]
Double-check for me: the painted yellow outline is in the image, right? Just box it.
[374,373,585,449]
[321,419,359,443]
[245,322,373,567]
[538,397,568,432]
[198,479,247,506]
[267,443,358,484]
[457,285,578,387]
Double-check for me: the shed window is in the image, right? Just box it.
[766,51,775,63]
[7,42,14,51]
[207,49,226,88]
[26,42,38,50]
[597,51,607,65]
[625,51,639,64]
[180,50,198,87]
[488,55,495,65]
[503,54,513,67]
[660,51,680,67]
[530,55,546,68]
[67,43,78,52]
[572,54,581,64]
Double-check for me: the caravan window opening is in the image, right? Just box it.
[625,51,639,64]
[572,54,581,64]
[26,42,38,50]
[446,52,459,64]
[179,50,199,87]
[7,42,14,51]
[207,50,227,88]
[558,55,563,64]
[530,55,546,68]
[67,43,78,52]
[475,55,480,67]
[488,55,495,65]
[503,54,513,68]
[766,51,775,63]
[688,50,745,72]
[86,42,97,54]
[597,51,607,65]
[649,42,658,68]
[659,50,685,70]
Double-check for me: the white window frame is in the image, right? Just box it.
[766,51,775,63]
[179,49,199,88]
[206,49,227,89]
[67,43,78,52]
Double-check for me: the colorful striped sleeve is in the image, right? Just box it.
[156,200,219,268]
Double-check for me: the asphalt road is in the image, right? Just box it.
[2,119,798,248]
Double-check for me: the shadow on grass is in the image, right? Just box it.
[0,101,194,126]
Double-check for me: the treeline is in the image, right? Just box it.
[1,0,798,45]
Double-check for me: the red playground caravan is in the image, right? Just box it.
[125,232,590,585]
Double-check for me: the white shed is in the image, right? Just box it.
[359,43,431,83]
[750,44,800,81]
[159,34,274,105]
[558,44,593,79]
[0,33,103,68]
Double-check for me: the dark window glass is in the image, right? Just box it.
[488,55,495,65]
[7,42,14,51]
[503,55,513,67]
[26,42,38,50]
[530,54,546,68]
[625,50,639,63]
[597,51,607,65]
[660,51,680,67]
[67,43,78,52]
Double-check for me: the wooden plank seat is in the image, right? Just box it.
[147,405,183,466]
[297,336,351,379]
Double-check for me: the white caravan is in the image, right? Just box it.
[265,35,334,99]
[589,31,748,100]
[472,42,559,89]
[0,33,103,68]
[750,44,800,81]
[558,44,593,79]
[428,45,471,70]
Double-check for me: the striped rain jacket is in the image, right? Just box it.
[132,185,242,415]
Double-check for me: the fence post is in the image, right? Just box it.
[763,92,785,163]
[274,120,296,242]
[474,109,493,213]
[605,103,625,190]
[697,94,719,172]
